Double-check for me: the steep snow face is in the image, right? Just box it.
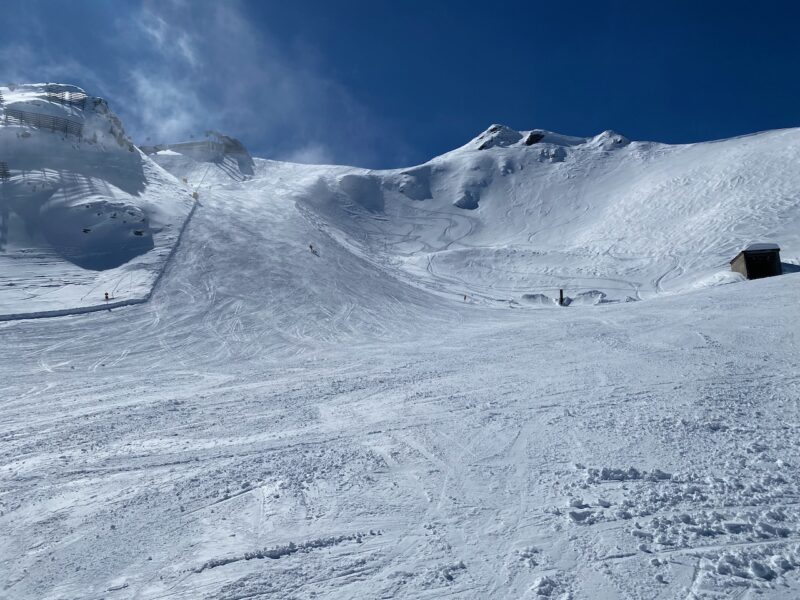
[0,83,194,318]
[291,125,800,304]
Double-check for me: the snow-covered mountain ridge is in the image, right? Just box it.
[0,83,194,318]
[154,121,800,305]
[3,82,799,319]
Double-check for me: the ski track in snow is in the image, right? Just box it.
[2,124,800,599]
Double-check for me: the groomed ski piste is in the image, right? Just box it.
[2,84,800,599]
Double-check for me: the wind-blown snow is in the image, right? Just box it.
[2,94,800,599]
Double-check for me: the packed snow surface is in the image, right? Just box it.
[2,94,800,599]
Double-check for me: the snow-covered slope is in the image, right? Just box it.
[3,87,800,599]
[143,123,800,308]
[0,83,194,319]
[285,124,800,304]
[2,176,799,599]
[4,94,798,318]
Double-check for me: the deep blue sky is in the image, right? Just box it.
[2,0,799,168]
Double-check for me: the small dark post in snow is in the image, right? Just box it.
[559,289,564,306]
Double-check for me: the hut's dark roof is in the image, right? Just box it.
[745,243,780,251]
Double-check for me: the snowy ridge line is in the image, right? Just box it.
[0,197,198,322]
[192,531,381,573]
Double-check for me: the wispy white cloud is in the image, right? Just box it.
[0,42,110,100]
[126,70,205,143]
[284,143,337,166]
[129,0,410,166]
[0,0,405,167]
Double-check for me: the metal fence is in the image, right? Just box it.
[0,162,9,180]
[44,84,87,109]
[4,108,83,138]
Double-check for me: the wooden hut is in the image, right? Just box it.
[730,243,782,279]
